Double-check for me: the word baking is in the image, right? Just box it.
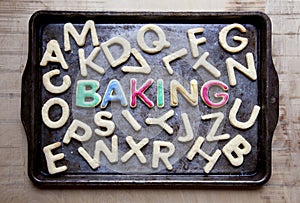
[39,20,261,175]
[75,79,230,109]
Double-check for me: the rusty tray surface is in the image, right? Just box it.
[21,11,279,187]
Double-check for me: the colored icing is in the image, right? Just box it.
[200,80,229,108]
[170,79,198,107]
[157,79,164,108]
[76,80,101,108]
[100,79,128,109]
[130,78,154,108]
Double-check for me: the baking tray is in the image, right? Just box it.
[21,11,279,187]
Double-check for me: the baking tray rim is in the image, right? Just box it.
[21,11,279,187]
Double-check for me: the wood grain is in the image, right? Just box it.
[0,0,299,202]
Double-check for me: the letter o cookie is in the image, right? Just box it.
[42,97,70,129]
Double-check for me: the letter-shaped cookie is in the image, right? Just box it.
[94,111,115,137]
[229,98,260,129]
[76,80,101,108]
[130,78,154,108]
[152,141,175,170]
[222,134,251,166]
[170,79,198,107]
[200,80,229,108]
[43,142,67,174]
[186,136,221,173]
[78,47,105,76]
[145,110,174,135]
[192,52,221,78]
[43,69,71,94]
[100,79,128,109]
[219,23,248,53]
[187,27,206,58]
[226,53,257,87]
[42,97,69,129]
[121,136,149,164]
[101,36,131,67]
[63,119,92,144]
[78,135,118,169]
[40,40,68,70]
[64,20,99,52]
[137,24,170,54]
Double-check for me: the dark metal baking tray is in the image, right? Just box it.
[21,11,279,187]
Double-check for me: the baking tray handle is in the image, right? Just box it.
[268,57,279,134]
[21,62,34,141]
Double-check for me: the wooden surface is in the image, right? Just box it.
[0,0,299,202]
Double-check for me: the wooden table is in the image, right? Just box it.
[0,0,299,202]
